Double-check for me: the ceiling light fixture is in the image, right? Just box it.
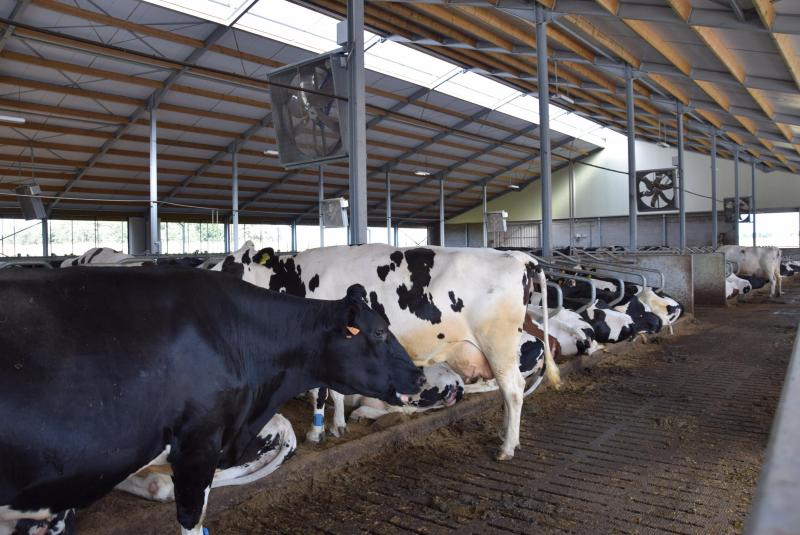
[414,170,432,177]
[263,149,279,156]
[508,184,521,190]
[553,93,574,105]
[0,115,25,124]
[551,61,575,106]
[657,141,670,149]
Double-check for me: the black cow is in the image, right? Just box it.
[0,268,422,534]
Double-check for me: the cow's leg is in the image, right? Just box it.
[476,325,526,461]
[306,387,327,443]
[169,430,221,535]
[494,365,525,461]
[329,390,347,437]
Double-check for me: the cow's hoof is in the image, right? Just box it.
[329,424,347,438]
[495,450,514,461]
[305,428,324,444]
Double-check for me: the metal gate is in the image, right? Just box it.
[489,222,540,248]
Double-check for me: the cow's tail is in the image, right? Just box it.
[530,263,561,390]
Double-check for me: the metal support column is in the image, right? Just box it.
[710,128,718,249]
[568,159,575,251]
[482,184,488,247]
[626,63,637,251]
[393,223,399,248]
[536,2,552,257]
[319,165,325,247]
[676,101,686,251]
[291,220,297,252]
[439,177,445,247]
[386,170,392,245]
[224,221,230,253]
[734,148,740,242]
[231,150,239,251]
[41,218,48,256]
[347,0,368,245]
[751,159,757,246]
[149,107,159,254]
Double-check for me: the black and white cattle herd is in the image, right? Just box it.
[0,242,794,534]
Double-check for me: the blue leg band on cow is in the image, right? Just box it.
[203,528,209,535]
[313,413,324,427]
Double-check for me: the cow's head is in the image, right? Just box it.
[322,284,423,405]
[408,363,464,409]
[213,241,275,289]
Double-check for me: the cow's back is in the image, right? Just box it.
[719,245,781,277]
[285,245,530,360]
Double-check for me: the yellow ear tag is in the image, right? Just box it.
[346,325,360,337]
[258,254,270,265]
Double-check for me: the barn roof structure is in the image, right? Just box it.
[296,0,799,171]
[1,0,797,227]
[0,0,604,225]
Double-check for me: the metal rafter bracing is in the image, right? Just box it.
[0,0,31,54]
[371,122,541,211]
[279,106,501,218]
[161,112,274,203]
[46,23,233,214]
[237,86,436,212]
[404,134,576,220]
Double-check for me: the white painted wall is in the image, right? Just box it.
[448,131,800,224]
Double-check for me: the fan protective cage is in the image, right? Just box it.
[636,168,678,213]
[723,197,751,222]
[268,52,350,169]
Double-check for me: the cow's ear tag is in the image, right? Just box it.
[258,253,270,265]
[346,325,360,337]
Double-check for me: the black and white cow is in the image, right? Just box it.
[780,259,800,277]
[116,413,296,502]
[212,242,558,460]
[0,268,422,535]
[726,273,753,299]
[581,301,636,343]
[613,296,663,339]
[346,362,465,421]
[59,247,144,267]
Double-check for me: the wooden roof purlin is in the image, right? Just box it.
[1,0,603,224]
[357,0,800,173]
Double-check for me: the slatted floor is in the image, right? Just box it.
[210,285,798,535]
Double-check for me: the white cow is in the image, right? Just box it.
[718,245,782,297]
[213,242,558,460]
[60,247,138,267]
[726,273,752,299]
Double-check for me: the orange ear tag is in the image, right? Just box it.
[346,325,361,337]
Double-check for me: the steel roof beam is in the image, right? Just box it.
[161,112,273,203]
[0,0,31,54]
[527,1,800,35]
[238,86,435,212]
[403,134,576,220]
[282,106,498,217]
[47,24,232,214]
[370,122,541,211]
